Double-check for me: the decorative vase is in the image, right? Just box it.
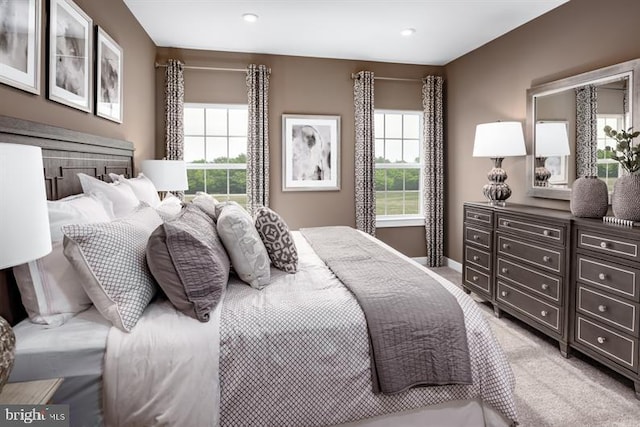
[612,174,640,222]
[0,316,15,392]
[570,176,609,218]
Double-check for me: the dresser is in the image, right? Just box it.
[571,218,640,397]
[462,202,573,356]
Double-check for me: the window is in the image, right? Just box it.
[374,111,423,227]
[596,114,625,191]
[183,104,248,204]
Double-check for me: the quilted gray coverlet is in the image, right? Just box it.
[219,230,517,426]
[301,226,472,393]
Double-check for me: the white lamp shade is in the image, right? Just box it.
[535,122,570,157]
[0,143,52,269]
[473,121,527,157]
[141,160,188,191]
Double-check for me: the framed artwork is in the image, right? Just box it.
[96,26,122,122]
[282,114,340,191]
[48,0,92,112]
[546,155,569,185]
[0,0,41,94]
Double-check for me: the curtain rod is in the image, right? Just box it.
[155,62,271,73]
[350,73,423,83]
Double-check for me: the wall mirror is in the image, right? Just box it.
[526,58,640,200]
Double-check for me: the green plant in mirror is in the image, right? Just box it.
[603,125,640,174]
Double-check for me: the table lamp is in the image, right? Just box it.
[472,122,527,206]
[140,159,188,199]
[0,143,52,392]
[534,121,570,186]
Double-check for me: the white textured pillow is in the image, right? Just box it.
[216,204,270,289]
[109,173,161,208]
[155,193,183,221]
[13,194,111,326]
[62,205,163,331]
[77,173,139,218]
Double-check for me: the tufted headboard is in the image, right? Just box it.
[0,115,135,325]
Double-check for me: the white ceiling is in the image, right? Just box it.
[124,0,569,66]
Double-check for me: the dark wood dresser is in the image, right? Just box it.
[462,201,640,398]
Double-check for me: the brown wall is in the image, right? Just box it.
[0,0,157,167]
[156,48,442,256]
[444,0,640,262]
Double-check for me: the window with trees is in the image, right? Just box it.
[374,111,423,226]
[183,104,248,204]
[597,114,625,191]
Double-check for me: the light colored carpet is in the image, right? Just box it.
[428,266,640,427]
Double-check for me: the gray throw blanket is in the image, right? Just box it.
[301,226,472,394]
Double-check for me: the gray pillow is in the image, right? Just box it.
[254,207,298,273]
[216,204,270,289]
[147,204,230,321]
[62,205,162,332]
[191,192,219,222]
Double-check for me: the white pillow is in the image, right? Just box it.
[77,173,139,218]
[155,193,183,221]
[13,194,111,326]
[62,205,163,332]
[109,173,161,208]
[216,204,270,289]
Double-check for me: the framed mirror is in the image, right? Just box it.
[526,58,640,200]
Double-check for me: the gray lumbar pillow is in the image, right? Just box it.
[254,206,298,273]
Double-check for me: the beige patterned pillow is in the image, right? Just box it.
[254,207,298,273]
[62,205,162,331]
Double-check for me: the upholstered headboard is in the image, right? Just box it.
[0,115,135,325]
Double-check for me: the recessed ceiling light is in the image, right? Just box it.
[242,13,259,23]
[401,28,416,37]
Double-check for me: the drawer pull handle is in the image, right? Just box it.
[473,234,480,240]
[540,310,548,317]
[600,242,608,249]
[472,276,479,282]
[543,230,550,236]
[543,255,551,262]
[501,291,508,297]
[501,267,508,274]
[541,283,549,290]
[598,273,606,280]
[504,221,510,227]
[598,305,607,313]
[502,243,510,249]
[473,214,479,219]
[597,336,606,344]
[473,255,480,261]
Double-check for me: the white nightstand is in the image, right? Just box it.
[0,378,64,404]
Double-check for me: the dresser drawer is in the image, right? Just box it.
[497,234,563,274]
[578,229,640,263]
[464,225,492,250]
[497,281,560,333]
[497,214,566,245]
[576,315,638,372]
[465,246,491,270]
[577,255,640,301]
[577,285,638,334]
[497,257,561,303]
[464,266,491,295]
[464,207,493,227]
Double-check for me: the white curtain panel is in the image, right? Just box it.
[422,76,444,267]
[164,59,185,200]
[353,71,376,236]
[575,85,598,177]
[246,64,270,214]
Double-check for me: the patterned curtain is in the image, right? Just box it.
[575,85,598,177]
[422,76,444,267]
[164,59,185,199]
[353,71,376,236]
[246,64,270,214]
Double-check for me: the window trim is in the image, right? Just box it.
[374,109,424,227]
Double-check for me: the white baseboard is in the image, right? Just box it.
[444,257,462,273]
[412,256,428,266]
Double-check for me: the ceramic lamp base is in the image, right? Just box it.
[482,158,511,206]
[534,157,552,187]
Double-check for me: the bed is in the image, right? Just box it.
[0,115,518,427]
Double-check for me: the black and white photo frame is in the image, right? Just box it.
[0,0,41,94]
[48,0,92,112]
[282,114,341,191]
[96,26,122,122]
